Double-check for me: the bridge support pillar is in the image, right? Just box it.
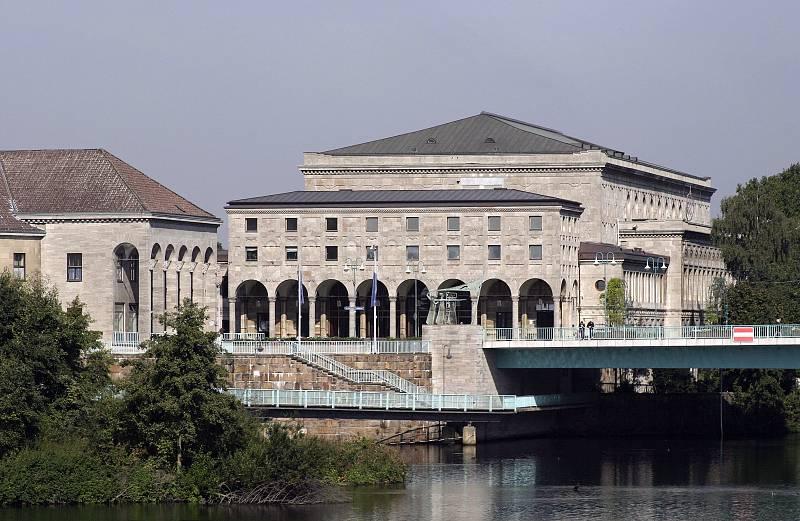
[462,424,477,446]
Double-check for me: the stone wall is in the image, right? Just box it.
[426,324,514,395]
[0,235,42,278]
[267,417,434,441]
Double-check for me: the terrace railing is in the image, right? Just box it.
[219,337,430,355]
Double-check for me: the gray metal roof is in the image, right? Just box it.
[228,188,582,209]
[322,112,622,157]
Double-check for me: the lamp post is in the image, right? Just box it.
[594,252,617,326]
[405,260,427,337]
[644,256,668,312]
[343,257,365,337]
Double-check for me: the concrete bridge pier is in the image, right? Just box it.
[462,424,477,446]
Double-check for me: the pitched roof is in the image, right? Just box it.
[0,149,218,220]
[228,188,581,209]
[0,163,44,235]
[323,112,625,157]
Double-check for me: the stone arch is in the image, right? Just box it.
[559,279,569,327]
[151,243,162,260]
[437,279,473,325]
[204,247,214,263]
[164,244,175,261]
[191,246,201,262]
[396,279,430,338]
[519,278,554,329]
[275,279,310,338]
[178,245,188,261]
[315,279,349,338]
[113,243,140,333]
[356,277,389,338]
[478,278,512,329]
[235,280,269,334]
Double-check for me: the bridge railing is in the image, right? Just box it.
[485,324,800,342]
[226,388,518,412]
[219,338,430,355]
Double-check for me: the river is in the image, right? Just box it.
[3,437,800,520]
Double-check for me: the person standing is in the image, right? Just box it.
[587,320,595,339]
[579,320,586,340]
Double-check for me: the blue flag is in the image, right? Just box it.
[370,270,378,307]
[298,268,304,305]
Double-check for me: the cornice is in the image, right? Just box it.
[300,166,604,176]
[227,206,576,216]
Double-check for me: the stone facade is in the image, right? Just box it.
[0,235,42,279]
[226,113,724,330]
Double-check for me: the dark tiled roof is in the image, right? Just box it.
[579,241,670,265]
[228,188,581,209]
[0,167,44,234]
[0,149,218,220]
[323,112,621,157]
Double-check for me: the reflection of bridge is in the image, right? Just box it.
[226,388,597,421]
[485,324,800,368]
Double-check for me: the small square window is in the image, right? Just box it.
[325,245,339,261]
[366,217,378,233]
[366,246,379,261]
[285,218,298,232]
[326,217,338,232]
[488,245,501,261]
[406,245,419,262]
[488,216,501,232]
[529,244,543,261]
[12,253,25,280]
[245,218,258,232]
[285,246,298,261]
[67,253,82,282]
[447,216,460,231]
[406,217,419,232]
[529,215,543,231]
[245,246,258,262]
[447,245,460,261]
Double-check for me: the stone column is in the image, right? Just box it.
[348,297,356,338]
[268,296,276,338]
[229,297,237,334]
[389,296,397,338]
[280,298,287,338]
[308,297,316,338]
[319,300,327,338]
[471,298,478,326]
[359,310,367,339]
[512,296,519,338]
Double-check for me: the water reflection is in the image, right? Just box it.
[4,437,800,521]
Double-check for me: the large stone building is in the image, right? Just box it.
[0,149,224,345]
[227,112,726,336]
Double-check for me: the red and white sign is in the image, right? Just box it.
[732,326,754,343]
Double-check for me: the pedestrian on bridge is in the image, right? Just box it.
[579,321,585,340]
[587,321,595,339]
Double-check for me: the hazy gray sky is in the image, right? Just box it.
[1,1,798,243]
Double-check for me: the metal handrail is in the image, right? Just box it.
[219,338,430,354]
[485,324,800,342]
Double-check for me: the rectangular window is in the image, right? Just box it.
[366,245,379,262]
[285,246,298,261]
[447,216,460,231]
[447,245,460,261]
[488,216,501,232]
[67,253,82,282]
[488,245,501,261]
[114,303,124,332]
[245,218,258,232]
[126,304,138,332]
[285,217,298,232]
[406,217,419,232]
[529,244,543,261]
[529,215,543,231]
[325,245,338,261]
[245,246,258,262]
[366,217,378,233]
[129,259,137,282]
[326,217,338,232]
[406,245,419,262]
[12,253,25,279]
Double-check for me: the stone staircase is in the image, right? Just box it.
[289,345,428,394]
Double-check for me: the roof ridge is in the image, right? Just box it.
[0,156,17,213]
[99,149,148,212]
[0,147,105,154]
[100,149,217,218]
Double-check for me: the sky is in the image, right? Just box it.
[1,1,798,244]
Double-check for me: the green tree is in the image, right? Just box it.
[119,301,250,470]
[600,277,626,325]
[0,273,102,456]
[652,369,696,393]
[704,276,730,325]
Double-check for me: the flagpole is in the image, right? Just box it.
[372,247,377,354]
[297,259,302,351]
